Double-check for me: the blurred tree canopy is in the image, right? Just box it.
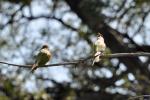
[0,0,150,100]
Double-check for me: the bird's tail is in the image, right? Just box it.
[92,52,102,66]
[30,63,38,73]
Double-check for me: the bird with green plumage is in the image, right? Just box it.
[31,44,51,73]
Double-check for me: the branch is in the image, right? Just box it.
[1,13,78,31]
[22,15,78,31]
[0,61,77,68]
[0,52,150,68]
[104,52,150,58]
[1,5,25,29]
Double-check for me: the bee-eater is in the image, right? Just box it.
[31,44,51,73]
[92,33,106,66]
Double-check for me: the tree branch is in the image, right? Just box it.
[104,52,150,58]
[0,52,149,68]
[22,15,78,31]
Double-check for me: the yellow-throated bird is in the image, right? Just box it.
[31,44,51,73]
[92,33,106,66]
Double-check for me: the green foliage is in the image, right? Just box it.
[0,95,10,100]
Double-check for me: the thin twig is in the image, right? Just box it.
[0,61,31,68]
[22,15,78,31]
[0,52,149,68]
[0,61,77,68]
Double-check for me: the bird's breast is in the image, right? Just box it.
[37,49,51,66]
[41,49,51,56]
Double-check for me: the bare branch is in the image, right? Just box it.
[0,52,149,69]
[0,61,31,68]
[0,61,77,68]
[22,15,78,31]
[104,52,150,58]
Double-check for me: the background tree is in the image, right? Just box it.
[0,0,150,100]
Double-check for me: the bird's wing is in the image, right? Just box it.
[93,43,96,54]
[35,49,44,64]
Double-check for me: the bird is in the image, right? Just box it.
[31,44,51,73]
[92,33,106,66]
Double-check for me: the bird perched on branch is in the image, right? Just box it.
[31,44,51,73]
[92,33,106,66]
